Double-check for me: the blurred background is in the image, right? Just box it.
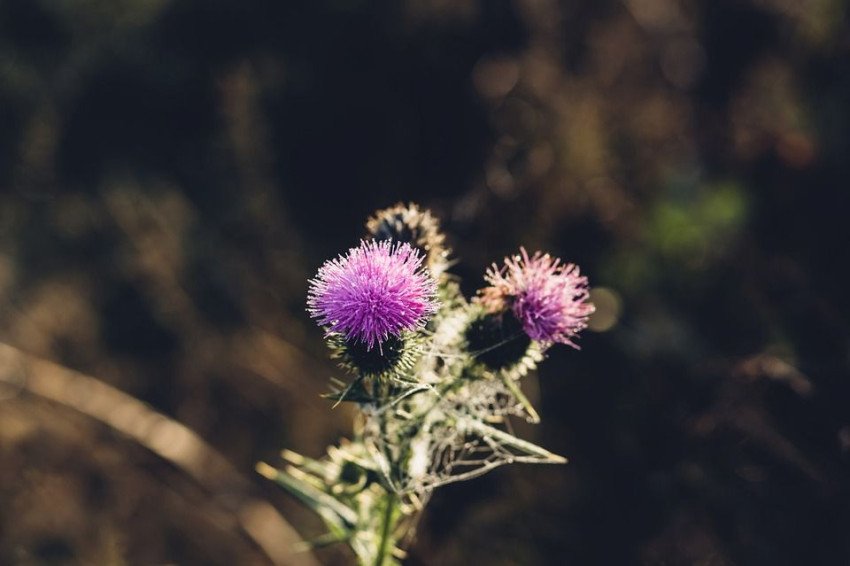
[1,0,849,564]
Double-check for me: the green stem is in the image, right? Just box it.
[374,378,398,566]
[375,493,397,566]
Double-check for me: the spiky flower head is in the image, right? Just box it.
[366,203,449,276]
[479,248,594,348]
[308,240,438,351]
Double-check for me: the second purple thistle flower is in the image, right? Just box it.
[307,240,438,351]
[482,248,595,348]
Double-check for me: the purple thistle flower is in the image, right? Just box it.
[308,240,438,351]
[482,248,595,348]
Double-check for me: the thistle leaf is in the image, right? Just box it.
[256,462,358,536]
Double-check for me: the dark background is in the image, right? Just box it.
[1,0,850,564]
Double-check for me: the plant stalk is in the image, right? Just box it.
[375,493,397,566]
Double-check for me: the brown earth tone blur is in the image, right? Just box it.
[2,1,850,564]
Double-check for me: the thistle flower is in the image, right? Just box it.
[366,203,450,276]
[308,240,438,351]
[480,248,594,348]
[274,213,585,565]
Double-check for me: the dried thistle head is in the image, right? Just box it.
[366,203,450,276]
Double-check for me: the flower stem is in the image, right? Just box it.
[375,493,397,566]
